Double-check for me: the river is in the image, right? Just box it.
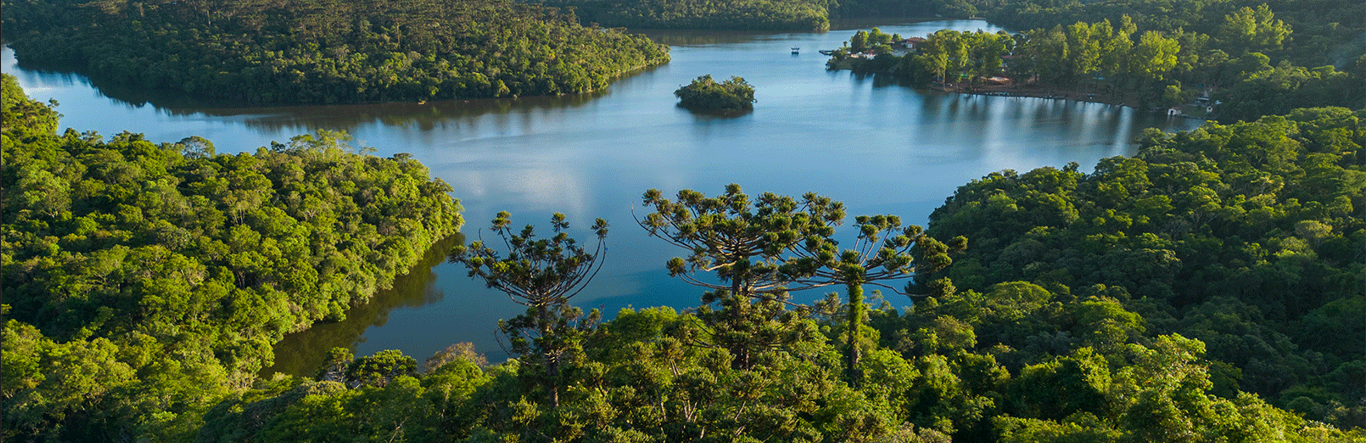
[4,19,1202,375]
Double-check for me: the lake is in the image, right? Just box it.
[4,19,1202,375]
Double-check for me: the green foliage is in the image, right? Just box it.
[976,0,1363,66]
[2,0,670,104]
[673,75,758,113]
[423,342,490,373]
[450,212,609,406]
[345,350,419,388]
[922,107,1366,427]
[832,0,1363,123]
[787,212,966,383]
[529,0,832,31]
[1216,63,1361,122]
[13,156,1355,441]
[1,74,59,138]
[1,79,462,440]
[638,185,846,369]
[1217,4,1293,54]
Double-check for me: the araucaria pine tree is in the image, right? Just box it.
[449,212,608,407]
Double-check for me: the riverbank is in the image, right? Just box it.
[829,56,1151,111]
[929,78,1155,110]
[928,80,1218,122]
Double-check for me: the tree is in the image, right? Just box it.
[1098,17,1136,84]
[1216,4,1291,54]
[637,184,845,369]
[788,214,965,384]
[966,31,1011,81]
[1026,26,1070,88]
[1066,22,1102,83]
[922,30,968,84]
[1129,31,1180,82]
[851,30,870,52]
[345,350,418,388]
[448,212,608,406]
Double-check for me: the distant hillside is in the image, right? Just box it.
[525,0,833,31]
[1,0,670,104]
[973,0,1364,68]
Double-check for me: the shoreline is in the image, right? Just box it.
[931,81,1138,109]
[927,80,1217,122]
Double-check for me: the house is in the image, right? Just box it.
[895,37,926,53]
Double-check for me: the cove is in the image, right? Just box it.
[4,19,1202,375]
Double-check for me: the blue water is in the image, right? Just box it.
[4,19,1202,373]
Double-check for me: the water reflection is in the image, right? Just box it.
[227,93,607,134]
[644,30,791,46]
[264,234,463,376]
[5,20,1205,377]
[5,46,608,135]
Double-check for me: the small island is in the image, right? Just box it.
[674,75,757,113]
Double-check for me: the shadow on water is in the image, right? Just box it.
[13,56,265,109]
[11,50,609,134]
[828,17,941,31]
[263,233,465,377]
[640,30,791,46]
[215,93,607,134]
[677,103,755,118]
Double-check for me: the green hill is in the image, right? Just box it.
[1,0,670,104]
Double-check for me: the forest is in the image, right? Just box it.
[524,0,833,31]
[5,68,1363,439]
[0,0,670,104]
[2,0,1363,440]
[831,3,1364,122]
[515,0,1366,36]
[1,75,463,440]
[919,106,1366,429]
[184,109,1366,442]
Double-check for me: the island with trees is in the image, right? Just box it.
[674,75,758,113]
[6,71,1362,439]
[2,0,1364,438]
[1,0,670,104]
[195,108,1363,442]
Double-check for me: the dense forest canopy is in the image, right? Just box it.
[831,1,1363,124]
[0,0,670,104]
[2,0,1364,439]
[525,0,833,31]
[973,0,1366,122]
[8,76,1358,439]
[978,0,1365,67]
[87,109,1362,442]
[1,75,463,440]
[918,106,1366,428]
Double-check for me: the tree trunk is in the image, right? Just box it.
[845,283,864,386]
[729,254,753,371]
[538,303,559,407]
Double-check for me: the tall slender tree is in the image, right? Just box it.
[449,211,608,407]
[637,184,844,369]
[788,215,966,384]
